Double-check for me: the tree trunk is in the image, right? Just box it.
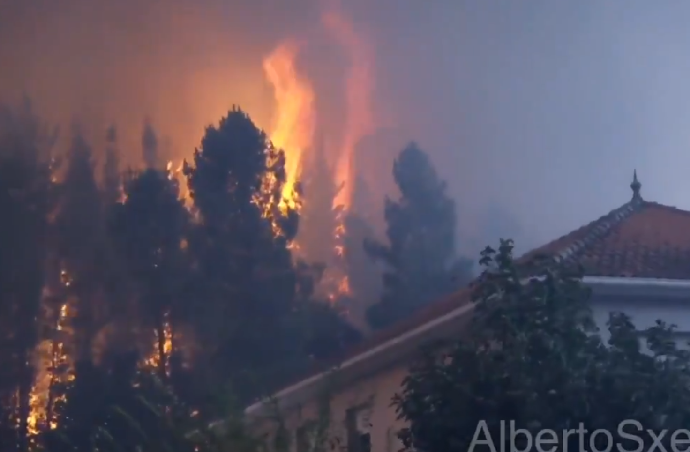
[156,322,167,380]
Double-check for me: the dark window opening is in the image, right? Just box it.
[346,406,372,452]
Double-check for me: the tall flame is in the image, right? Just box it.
[263,42,316,213]
[322,4,376,211]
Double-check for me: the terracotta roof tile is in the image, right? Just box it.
[575,202,690,279]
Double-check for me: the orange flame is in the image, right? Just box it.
[263,41,316,213]
[322,4,376,211]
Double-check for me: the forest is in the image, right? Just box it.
[0,100,472,451]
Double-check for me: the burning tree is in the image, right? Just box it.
[0,101,365,450]
[184,107,307,400]
[0,100,57,451]
[298,143,351,303]
[108,167,191,379]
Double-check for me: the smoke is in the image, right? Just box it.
[5,1,690,258]
[320,0,378,211]
[263,40,316,210]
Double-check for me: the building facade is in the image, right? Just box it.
[247,172,690,452]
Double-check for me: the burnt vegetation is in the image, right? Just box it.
[0,100,472,451]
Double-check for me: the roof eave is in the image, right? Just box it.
[244,276,690,419]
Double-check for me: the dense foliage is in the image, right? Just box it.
[0,96,479,451]
[0,102,367,452]
[395,239,690,452]
[365,142,473,329]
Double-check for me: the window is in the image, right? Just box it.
[346,406,372,452]
[386,427,402,452]
[296,422,317,452]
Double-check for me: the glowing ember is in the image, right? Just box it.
[28,269,74,442]
[167,159,191,206]
[142,311,174,377]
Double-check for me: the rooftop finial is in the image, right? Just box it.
[630,169,642,201]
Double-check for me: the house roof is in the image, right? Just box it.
[269,171,690,400]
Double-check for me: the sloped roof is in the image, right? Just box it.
[341,173,690,351]
[276,172,690,393]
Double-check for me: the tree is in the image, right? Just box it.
[44,351,194,452]
[102,125,121,205]
[0,100,57,451]
[365,143,472,330]
[109,168,190,379]
[142,119,159,169]
[183,107,302,401]
[52,129,105,362]
[395,239,690,452]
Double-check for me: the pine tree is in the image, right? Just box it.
[0,100,56,451]
[53,129,105,361]
[44,351,192,452]
[102,125,121,205]
[142,119,159,169]
[365,143,472,330]
[108,168,190,380]
[184,107,300,400]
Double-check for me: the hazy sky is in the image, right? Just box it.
[1,0,689,257]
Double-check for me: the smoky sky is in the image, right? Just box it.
[1,0,689,258]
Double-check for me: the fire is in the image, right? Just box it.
[263,41,316,213]
[321,3,376,211]
[28,270,74,441]
[142,311,174,378]
[330,212,351,299]
[167,159,191,206]
[318,4,376,302]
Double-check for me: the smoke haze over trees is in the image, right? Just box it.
[0,97,478,450]
[6,4,690,450]
[365,143,473,330]
[8,1,690,256]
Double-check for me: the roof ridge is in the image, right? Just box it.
[549,198,646,264]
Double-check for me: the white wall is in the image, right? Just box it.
[590,295,690,350]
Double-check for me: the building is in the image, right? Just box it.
[246,172,690,452]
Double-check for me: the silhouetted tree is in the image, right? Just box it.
[53,129,106,361]
[183,107,302,400]
[0,100,57,451]
[45,351,193,452]
[396,240,690,452]
[142,119,159,169]
[365,143,472,330]
[109,168,190,379]
[102,125,120,205]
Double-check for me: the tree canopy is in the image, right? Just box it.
[0,102,367,451]
[365,142,473,330]
[395,239,690,452]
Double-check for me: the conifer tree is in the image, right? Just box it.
[109,168,190,379]
[102,125,121,205]
[0,100,56,451]
[365,143,472,329]
[184,107,301,399]
[142,119,159,169]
